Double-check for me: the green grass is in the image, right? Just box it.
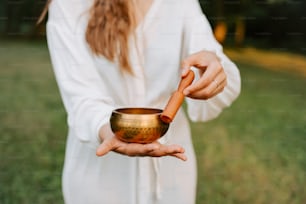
[1,40,305,204]
[0,40,66,204]
[193,61,306,204]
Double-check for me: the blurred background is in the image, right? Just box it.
[0,0,305,203]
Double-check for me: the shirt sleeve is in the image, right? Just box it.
[46,0,115,149]
[183,0,241,122]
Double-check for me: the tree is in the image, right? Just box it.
[1,0,46,37]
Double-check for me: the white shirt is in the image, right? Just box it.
[47,0,241,203]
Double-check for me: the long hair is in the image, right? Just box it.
[38,0,136,72]
[86,0,136,72]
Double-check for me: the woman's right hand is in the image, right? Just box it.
[96,124,187,161]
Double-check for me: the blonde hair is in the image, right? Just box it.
[38,0,136,72]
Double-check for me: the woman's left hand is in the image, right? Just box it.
[96,124,187,161]
[181,50,227,100]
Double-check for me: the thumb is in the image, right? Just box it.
[96,138,115,157]
[181,52,202,77]
[182,51,211,77]
[181,60,192,77]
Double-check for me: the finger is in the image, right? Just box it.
[181,66,191,77]
[181,50,222,77]
[210,78,227,98]
[170,153,188,161]
[182,51,206,67]
[187,71,226,99]
[148,144,185,157]
[161,144,185,155]
[96,137,117,157]
[181,52,208,77]
[116,142,187,161]
[181,52,202,69]
[113,142,159,157]
[184,61,222,96]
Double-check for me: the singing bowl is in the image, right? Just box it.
[110,108,169,143]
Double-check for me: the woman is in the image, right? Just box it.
[45,0,241,203]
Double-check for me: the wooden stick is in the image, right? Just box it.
[160,70,195,123]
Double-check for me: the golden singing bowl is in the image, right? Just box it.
[110,108,169,144]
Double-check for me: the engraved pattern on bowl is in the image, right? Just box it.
[110,108,169,143]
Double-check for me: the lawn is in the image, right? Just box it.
[0,40,305,204]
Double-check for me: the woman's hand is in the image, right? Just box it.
[96,124,187,161]
[181,50,227,99]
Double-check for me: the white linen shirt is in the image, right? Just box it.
[47,0,241,203]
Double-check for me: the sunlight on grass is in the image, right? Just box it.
[226,47,306,77]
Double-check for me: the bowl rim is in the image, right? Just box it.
[112,107,163,115]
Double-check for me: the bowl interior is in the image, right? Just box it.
[113,108,163,115]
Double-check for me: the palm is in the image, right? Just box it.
[96,134,187,161]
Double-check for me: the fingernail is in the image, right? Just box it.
[181,67,189,76]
